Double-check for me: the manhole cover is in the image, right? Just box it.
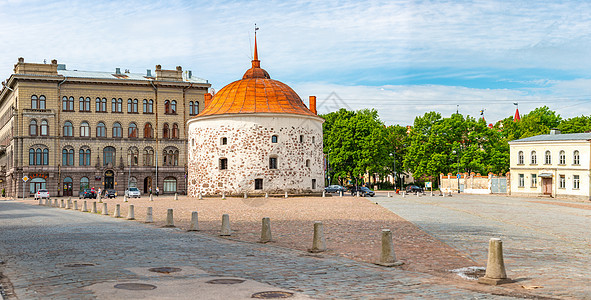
[148,267,182,274]
[64,263,95,267]
[206,279,245,284]
[114,283,157,290]
[251,291,294,298]
[450,266,486,280]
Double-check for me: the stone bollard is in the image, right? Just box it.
[124,195,128,203]
[244,192,248,199]
[356,191,360,197]
[97,194,102,203]
[308,221,326,253]
[402,192,406,198]
[113,204,121,218]
[82,201,88,212]
[284,191,288,198]
[145,207,154,223]
[91,201,97,213]
[478,238,513,285]
[375,229,403,267]
[54,199,58,207]
[430,191,434,197]
[74,200,78,210]
[220,214,231,236]
[174,193,178,200]
[265,193,268,198]
[66,199,71,209]
[127,205,135,220]
[198,193,203,200]
[68,196,72,205]
[322,191,326,198]
[188,211,199,231]
[102,203,108,215]
[38,198,43,205]
[221,192,226,200]
[339,190,343,197]
[387,192,391,197]
[44,199,48,206]
[60,199,65,208]
[259,217,272,243]
[164,208,175,227]
[149,194,153,201]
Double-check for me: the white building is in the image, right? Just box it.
[186,37,325,196]
[509,129,590,200]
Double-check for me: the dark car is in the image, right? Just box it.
[325,185,346,194]
[350,186,375,197]
[80,189,97,199]
[105,189,117,198]
[405,185,424,193]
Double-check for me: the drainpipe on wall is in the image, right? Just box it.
[56,77,67,196]
[150,80,158,190]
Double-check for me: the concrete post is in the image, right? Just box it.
[259,217,272,243]
[478,238,513,285]
[97,193,102,203]
[73,200,78,210]
[38,198,43,205]
[53,199,58,207]
[164,208,175,227]
[66,199,71,209]
[221,192,226,200]
[60,199,65,208]
[44,199,48,206]
[149,194,153,201]
[402,191,406,198]
[322,191,326,197]
[82,201,88,212]
[188,211,199,231]
[102,203,108,215]
[124,195,128,203]
[308,221,326,253]
[145,207,153,223]
[244,192,248,199]
[113,204,121,218]
[265,193,268,198]
[387,192,391,197]
[339,191,343,197]
[356,191,360,197]
[220,214,231,236]
[91,201,97,213]
[127,205,135,220]
[375,229,403,267]
[284,191,288,198]
[174,193,178,200]
[198,193,202,200]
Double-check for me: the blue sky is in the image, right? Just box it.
[2,0,591,125]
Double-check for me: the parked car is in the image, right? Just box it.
[405,185,424,193]
[106,189,117,198]
[349,186,375,197]
[34,189,50,200]
[325,185,346,194]
[80,189,97,199]
[125,187,141,198]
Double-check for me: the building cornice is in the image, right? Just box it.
[187,112,325,126]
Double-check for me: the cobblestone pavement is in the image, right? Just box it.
[0,200,526,299]
[375,193,591,300]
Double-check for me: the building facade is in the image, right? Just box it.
[0,58,209,197]
[509,129,591,200]
[187,37,325,196]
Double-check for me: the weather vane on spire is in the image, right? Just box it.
[255,23,259,35]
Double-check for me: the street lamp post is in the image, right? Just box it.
[389,152,397,190]
[452,150,460,193]
[327,148,331,186]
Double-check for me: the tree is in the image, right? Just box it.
[497,106,561,140]
[558,115,591,133]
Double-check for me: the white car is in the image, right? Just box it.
[124,187,141,198]
[34,189,50,199]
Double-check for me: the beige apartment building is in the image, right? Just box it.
[509,129,591,200]
[0,58,209,197]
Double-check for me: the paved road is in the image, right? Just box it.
[0,200,520,299]
[375,193,591,299]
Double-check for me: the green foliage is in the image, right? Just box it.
[557,115,591,133]
[497,106,562,140]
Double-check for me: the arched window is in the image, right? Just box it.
[545,150,552,165]
[29,148,35,165]
[112,98,123,112]
[112,122,122,138]
[127,98,132,112]
[29,146,48,165]
[162,123,170,139]
[29,119,37,136]
[79,97,90,111]
[80,177,90,191]
[117,98,122,112]
[79,97,84,111]
[518,151,524,165]
[164,100,170,114]
[103,146,116,166]
[95,97,101,111]
[559,150,566,165]
[62,96,69,111]
[31,95,38,109]
[128,147,139,166]
[133,99,138,112]
[128,122,137,138]
[80,122,90,137]
[97,122,106,137]
[62,147,74,166]
[43,148,49,165]
[143,99,148,113]
[95,97,107,112]
[36,148,42,165]
[144,123,153,138]
[79,147,91,166]
[29,178,46,194]
[148,99,153,113]
[163,147,179,166]
[531,151,537,164]
[171,100,177,114]
[39,95,46,109]
[63,121,73,137]
[573,150,580,165]
[271,135,278,143]
[40,119,48,136]
[163,177,177,192]
[143,147,154,166]
[189,101,194,115]
[172,123,179,139]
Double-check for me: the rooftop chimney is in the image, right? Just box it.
[309,96,317,115]
[550,128,561,135]
[115,68,121,75]
[204,93,212,108]
[51,59,57,65]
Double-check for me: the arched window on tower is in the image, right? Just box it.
[163,123,170,139]
[172,123,179,139]
[29,119,37,136]
[144,123,153,138]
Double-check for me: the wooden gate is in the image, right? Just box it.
[542,178,552,195]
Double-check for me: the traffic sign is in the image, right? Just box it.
[457,174,461,179]
[22,175,29,182]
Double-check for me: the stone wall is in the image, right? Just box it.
[440,172,509,194]
[187,113,324,196]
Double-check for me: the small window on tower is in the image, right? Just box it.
[305,159,310,168]
[312,136,315,144]
[269,157,277,169]
[219,158,228,170]
[221,137,228,145]
[299,135,304,143]
[271,135,278,143]
[255,179,263,190]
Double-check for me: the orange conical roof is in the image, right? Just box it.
[197,35,316,117]
[514,108,521,122]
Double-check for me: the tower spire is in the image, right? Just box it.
[252,24,260,68]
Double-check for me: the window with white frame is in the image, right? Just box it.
[518,151,524,164]
[531,174,537,188]
[559,150,566,165]
[545,151,551,164]
[518,174,524,187]
[531,151,537,164]
[573,150,580,165]
[559,175,565,189]
[573,175,580,189]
